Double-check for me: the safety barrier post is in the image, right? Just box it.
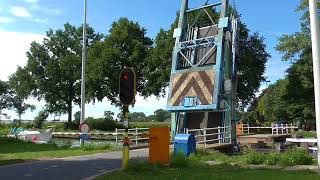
[204,128,207,149]
[135,127,138,145]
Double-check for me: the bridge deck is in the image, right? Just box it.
[238,134,292,145]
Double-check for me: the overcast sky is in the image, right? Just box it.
[0,0,302,121]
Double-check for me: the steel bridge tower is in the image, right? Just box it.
[167,0,239,146]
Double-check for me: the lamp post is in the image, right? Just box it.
[80,0,87,146]
[308,0,320,169]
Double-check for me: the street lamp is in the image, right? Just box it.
[308,0,320,169]
[80,0,87,146]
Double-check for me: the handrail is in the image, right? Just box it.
[186,126,231,149]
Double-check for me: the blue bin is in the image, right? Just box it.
[174,134,196,156]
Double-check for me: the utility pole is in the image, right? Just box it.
[80,0,87,146]
[308,0,320,169]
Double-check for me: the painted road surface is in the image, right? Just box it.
[0,148,148,180]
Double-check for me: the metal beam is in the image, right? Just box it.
[186,2,222,13]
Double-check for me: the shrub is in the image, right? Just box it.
[265,151,281,165]
[242,150,265,165]
[280,148,313,166]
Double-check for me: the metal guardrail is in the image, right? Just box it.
[185,126,231,149]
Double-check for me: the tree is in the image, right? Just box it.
[74,111,81,121]
[275,0,316,129]
[87,17,153,106]
[0,80,11,115]
[130,112,147,122]
[34,108,49,128]
[13,23,102,123]
[104,110,115,120]
[10,95,35,126]
[142,9,269,109]
[154,109,171,122]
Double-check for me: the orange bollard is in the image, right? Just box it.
[149,127,170,165]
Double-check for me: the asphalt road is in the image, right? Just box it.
[0,149,148,180]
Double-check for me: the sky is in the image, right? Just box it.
[0,0,303,121]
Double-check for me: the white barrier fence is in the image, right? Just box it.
[185,126,231,149]
[53,127,149,146]
[239,123,298,135]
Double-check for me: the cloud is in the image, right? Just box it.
[33,18,48,24]
[0,16,13,24]
[25,0,39,3]
[0,30,43,81]
[30,5,61,16]
[9,6,32,18]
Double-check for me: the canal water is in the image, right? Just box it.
[50,138,120,148]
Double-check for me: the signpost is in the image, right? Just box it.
[119,68,136,169]
[79,123,90,142]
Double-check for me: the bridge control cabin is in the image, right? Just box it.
[167,0,239,148]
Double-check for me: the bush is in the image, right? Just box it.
[242,150,265,165]
[280,148,313,166]
[265,151,281,165]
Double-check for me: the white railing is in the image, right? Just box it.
[53,127,149,146]
[238,123,298,135]
[185,126,231,149]
[116,128,149,145]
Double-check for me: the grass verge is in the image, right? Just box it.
[0,137,119,166]
[96,161,319,180]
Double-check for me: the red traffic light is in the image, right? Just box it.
[119,68,136,105]
[123,74,129,80]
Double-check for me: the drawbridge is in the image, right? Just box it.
[167,0,239,148]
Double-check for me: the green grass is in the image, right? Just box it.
[0,137,119,165]
[302,131,316,138]
[96,162,319,180]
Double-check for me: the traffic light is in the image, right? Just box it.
[119,68,136,105]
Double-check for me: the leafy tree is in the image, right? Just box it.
[104,110,115,120]
[87,18,153,106]
[154,109,171,122]
[34,108,49,128]
[0,80,11,115]
[275,0,315,129]
[130,112,147,122]
[142,9,269,109]
[10,95,35,126]
[13,23,102,124]
[146,114,157,121]
[74,111,81,121]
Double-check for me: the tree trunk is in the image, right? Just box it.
[18,114,21,127]
[67,100,72,123]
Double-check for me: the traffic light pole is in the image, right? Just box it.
[122,105,129,169]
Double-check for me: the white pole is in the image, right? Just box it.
[80,0,87,146]
[309,0,320,169]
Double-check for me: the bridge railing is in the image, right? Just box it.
[237,123,298,135]
[53,127,149,146]
[185,126,231,149]
[116,128,149,145]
